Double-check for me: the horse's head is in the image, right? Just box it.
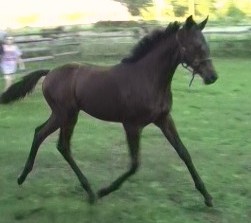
[177,16,218,85]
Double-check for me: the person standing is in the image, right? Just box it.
[0,30,7,56]
[1,36,25,90]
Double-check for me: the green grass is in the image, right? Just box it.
[0,57,251,223]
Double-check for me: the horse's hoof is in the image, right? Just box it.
[205,198,213,207]
[17,176,24,185]
[97,188,108,198]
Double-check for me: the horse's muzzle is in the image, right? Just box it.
[204,74,218,85]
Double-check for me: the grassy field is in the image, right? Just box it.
[0,57,250,223]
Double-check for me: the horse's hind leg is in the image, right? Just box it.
[97,123,141,198]
[155,114,213,207]
[18,114,59,185]
[57,111,95,204]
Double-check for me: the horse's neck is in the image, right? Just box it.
[139,35,180,91]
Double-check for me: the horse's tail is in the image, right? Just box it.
[0,69,50,104]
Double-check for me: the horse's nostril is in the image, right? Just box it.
[204,74,218,85]
[211,75,218,82]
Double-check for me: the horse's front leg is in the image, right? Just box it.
[97,123,141,199]
[155,114,213,207]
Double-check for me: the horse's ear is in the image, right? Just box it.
[185,15,196,29]
[198,16,208,30]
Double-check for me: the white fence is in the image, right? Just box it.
[15,26,251,62]
[15,32,81,62]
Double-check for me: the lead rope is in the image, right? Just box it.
[189,73,195,87]
[176,32,195,87]
[185,57,212,87]
[181,63,195,87]
[176,32,212,87]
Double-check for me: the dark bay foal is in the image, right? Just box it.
[0,16,217,206]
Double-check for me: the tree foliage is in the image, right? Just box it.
[114,0,153,16]
[171,0,188,17]
[115,0,251,22]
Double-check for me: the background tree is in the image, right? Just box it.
[116,0,250,22]
[114,0,153,16]
[171,0,188,17]
[194,0,215,17]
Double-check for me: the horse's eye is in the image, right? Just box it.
[196,45,203,51]
[193,59,200,66]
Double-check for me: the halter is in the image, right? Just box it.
[175,31,211,87]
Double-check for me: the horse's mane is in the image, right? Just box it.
[121,21,181,63]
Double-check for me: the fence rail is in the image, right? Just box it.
[15,32,81,62]
[15,27,251,62]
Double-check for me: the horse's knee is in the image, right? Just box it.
[56,136,65,153]
[33,124,47,143]
[57,140,71,161]
[57,144,67,156]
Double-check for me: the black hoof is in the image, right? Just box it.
[97,188,108,199]
[205,198,213,207]
[17,176,25,185]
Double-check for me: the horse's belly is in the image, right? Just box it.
[79,96,122,122]
[81,107,121,122]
